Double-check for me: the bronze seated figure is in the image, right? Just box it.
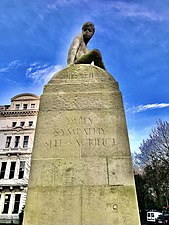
[67,22,106,70]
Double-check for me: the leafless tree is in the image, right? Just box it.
[134,120,169,207]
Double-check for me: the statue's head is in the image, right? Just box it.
[82,22,95,40]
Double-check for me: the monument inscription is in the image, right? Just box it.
[45,115,115,150]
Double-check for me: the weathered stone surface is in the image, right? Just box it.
[28,158,108,187]
[81,186,140,225]
[24,186,139,225]
[31,110,130,159]
[23,64,140,225]
[24,186,82,225]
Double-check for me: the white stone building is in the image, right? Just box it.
[0,93,39,224]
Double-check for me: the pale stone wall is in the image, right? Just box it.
[0,93,39,224]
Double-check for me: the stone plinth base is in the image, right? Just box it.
[23,64,140,225]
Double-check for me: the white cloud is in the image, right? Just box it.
[100,1,169,22]
[0,60,22,73]
[47,0,80,10]
[26,63,62,84]
[127,103,169,113]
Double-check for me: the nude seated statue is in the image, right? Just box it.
[67,22,106,70]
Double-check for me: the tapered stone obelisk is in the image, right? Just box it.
[23,64,140,225]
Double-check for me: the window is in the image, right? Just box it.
[23,104,28,110]
[14,136,20,148]
[29,121,33,127]
[15,104,20,110]
[18,161,25,179]
[12,122,17,127]
[31,103,35,108]
[5,136,12,148]
[0,162,7,179]
[20,121,25,127]
[2,194,11,214]
[12,194,21,214]
[23,136,29,148]
[9,162,16,179]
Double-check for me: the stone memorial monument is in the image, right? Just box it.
[23,22,140,225]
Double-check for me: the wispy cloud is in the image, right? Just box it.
[47,0,80,10]
[45,0,169,22]
[26,63,62,84]
[99,1,169,22]
[0,60,22,73]
[127,103,169,113]
[0,77,17,84]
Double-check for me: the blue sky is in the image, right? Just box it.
[1,0,169,153]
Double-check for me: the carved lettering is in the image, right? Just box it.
[66,117,93,125]
[46,139,62,148]
[76,140,81,146]
[82,69,94,79]
[54,127,104,137]
[55,129,64,136]
[82,117,92,125]
[46,138,115,149]
[88,138,115,147]
[67,128,80,135]
[45,140,52,149]
[76,138,115,147]
[47,116,116,151]
[89,69,94,79]
[83,128,104,135]
[54,139,62,147]
[66,117,77,125]
[68,140,73,146]
[89,138,94,146]
[67,71,78,80]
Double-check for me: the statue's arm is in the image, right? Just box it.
[67,34,82,64]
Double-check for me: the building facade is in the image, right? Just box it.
[0,93,39,224]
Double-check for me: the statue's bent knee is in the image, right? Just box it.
[91,49,102,59]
